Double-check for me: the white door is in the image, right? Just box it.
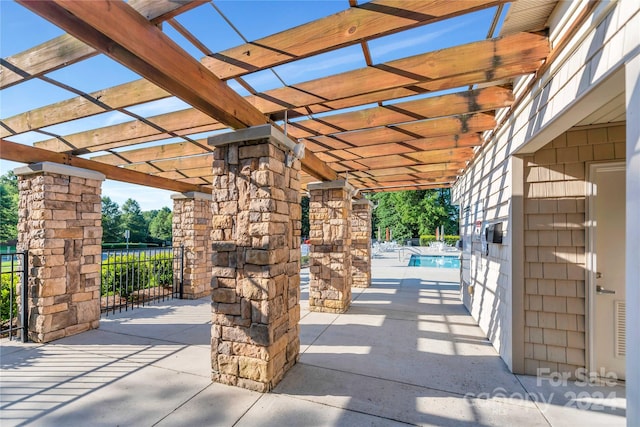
[591,163,626,380]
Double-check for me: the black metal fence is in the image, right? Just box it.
[101,246,184,316]
[0,251,28,341]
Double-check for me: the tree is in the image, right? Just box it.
[371,189,459,242]
[0,172,18,242]
[121,198,148,243]
[101,196,122,243]
[149,207,172,242]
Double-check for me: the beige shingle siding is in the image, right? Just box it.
[523,123,625,376]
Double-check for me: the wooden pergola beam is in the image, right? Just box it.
[0,139,204,193]
[17,0,267,130]
[1,0,207,89]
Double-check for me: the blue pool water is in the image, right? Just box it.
[408,254,460,268]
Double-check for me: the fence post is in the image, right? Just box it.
[21,251,29,343]
[179,245,184,299]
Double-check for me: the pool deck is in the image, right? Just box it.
[0,247,626,426]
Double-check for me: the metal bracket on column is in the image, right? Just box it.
[286,142,305,167]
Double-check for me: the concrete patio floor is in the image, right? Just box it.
[1,248,626,426]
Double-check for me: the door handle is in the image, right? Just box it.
[596,285,615,295]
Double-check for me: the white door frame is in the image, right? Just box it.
[586,161,626,376]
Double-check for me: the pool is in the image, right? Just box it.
[408,254,460,268]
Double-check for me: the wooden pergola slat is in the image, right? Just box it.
[202,0,506,79]
[18,0,267,130]
[17,0,337,183]
[24,31,542,153]
[0,2,513,138]
[0,80,170,138]
[1,2,555,192]
[92,139,211,166]
[307,113,495,148]
[35,109,219,154]
[35,86,501,156]
[286,86,513,139]
[0,0,207,89]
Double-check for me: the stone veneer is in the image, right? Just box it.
[208,125,302,392]
[15,162,104,343]
[308,180,354,312]
[171,192,212,299]
[523,123,625,376]
[351,199,372,288]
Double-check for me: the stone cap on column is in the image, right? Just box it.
[208,124,305,160]
[170,191,212,201]
[14,162,106,181]
[307,179,358,197]
[352,198,374,207]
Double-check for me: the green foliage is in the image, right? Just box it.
[101,251,174,298]
[102,197,172,245]
[371,189,459,241]
[121,199,148,243]
[148,252,174,287]
[149,207,172,242]
[1,273,19,322]
[101,196,122,243]
[419,235,460,246]
[0,172,18,242]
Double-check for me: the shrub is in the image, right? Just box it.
[101,253,150,298]
[148,252,174,287]
[419,235,460,246]
[101,251,176,299]
[0,273,18,322]
[419,235,436,246]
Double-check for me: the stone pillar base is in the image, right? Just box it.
[352,199,373,288]
[171,192,213,299]
[208,125,301,392]
[15,162,105,343]
[308,180,354,313]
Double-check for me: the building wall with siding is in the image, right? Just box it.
[452,0,638,371]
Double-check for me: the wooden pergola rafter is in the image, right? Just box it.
[1,0,551,193]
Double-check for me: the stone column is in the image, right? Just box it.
[15,162,104,343]
[207,125,302,392]
[308,180,354,313]
[171,191,212,299]
[351,199,373,288]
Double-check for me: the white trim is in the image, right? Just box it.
[207,124,305,160]
[352,199,374,207]
[170,191,212,201]
[307,179,356,197]
[586,161,625,375]
[13,162,106,181]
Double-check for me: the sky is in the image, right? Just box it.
[0,1,508,211]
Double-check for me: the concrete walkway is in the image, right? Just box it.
[1,248,626,426]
